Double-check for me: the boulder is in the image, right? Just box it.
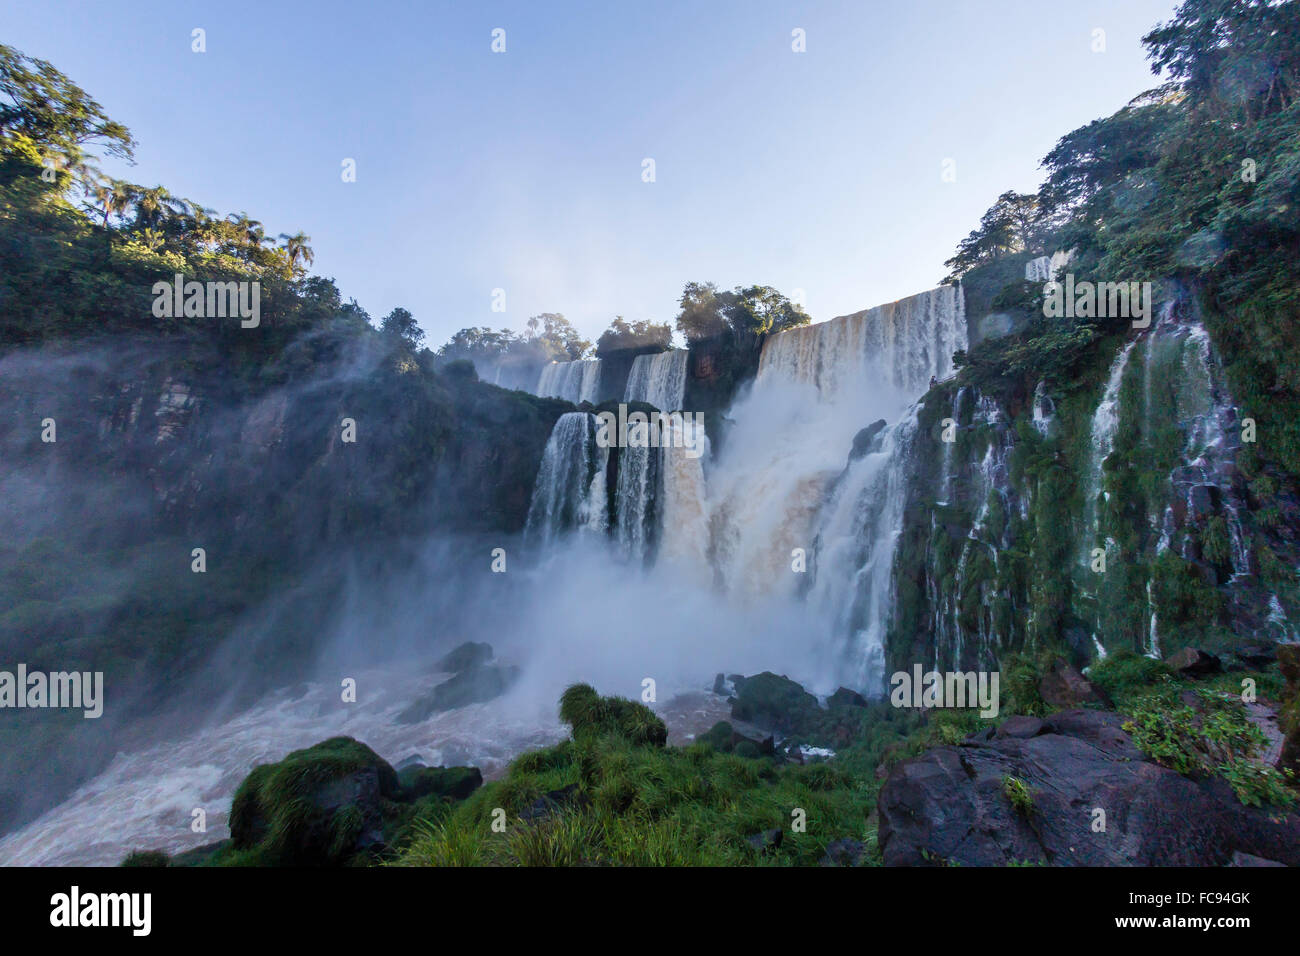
[1230,851,1285,867]
[397,765,483,801]
[996,715,1048,739]
[730,672,823,734]
[849,420,888,461]
[1165,647,1222,678]
[744,828,783,854]
[1038,658,1111,709]
[229,737,400,866]
[433,641,494,674]
[696,721,774,757]
[819,838,865,867]
[397,662,520,723]
[878,709,1300,867]
[827,687,870,710]
[519,783,590,823]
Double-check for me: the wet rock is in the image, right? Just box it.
[712,673,728,695]
[1230,851,1285,867]
[828,687,870,709]
[397,765,483,801]
[397,662,521,723]
[849,420,888,461]
[819,838,865,867]
[1038,658,1111,709]
[745,828,783,854]
[730,672,822,734]
[997,716,1048,739]
[878,710,1300,866]
[694,721,774,757]
[1165,647,1222,678]
[229,737,400,866]
[519,783,590,823]
[1230,644,1277,670]
[433,641,494,674]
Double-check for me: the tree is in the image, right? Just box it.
[1143,0,1300,121]
[675,281,728,344]
[721,285,811,341]
[524,312,591,360]
[0,44,135,166]
[380,307,424,349]
[943,191,1044,280]
[595,316,672,356]
[278,231,314,274]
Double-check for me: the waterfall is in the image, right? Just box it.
[623,349,688,410]
[757,285,965,402]
[614,441,657,563]
[524,413,609,543]
[1025,250,1073,283]
[708,285,967,686]
[657,417,711,574]
[1081,338,1137,565]
[806,412,920,690]
[937,387,967,506]
[1031,380,1056,436]
[537,359,602,404]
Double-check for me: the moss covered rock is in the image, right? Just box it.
[559,683,667,747]
[228,736,401,866]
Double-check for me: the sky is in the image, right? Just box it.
[3,0,1181,348]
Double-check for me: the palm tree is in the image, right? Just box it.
[277,231,314,274]
[92,178,135,229]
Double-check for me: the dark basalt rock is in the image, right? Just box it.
[397,662,520,723]
[228,737,400,866]
[878,709,1300,867]
[745,828,783,853]
[1165,647,1223,678]
[730,672,822,734]
[849,419,888,461]
[397,765,483,801]
[1038,658,1111,709]
[827,687,870,709]
[819,838,865,867]
[519,783,590,822]
[697,720,774,757]
[433,641,494,674]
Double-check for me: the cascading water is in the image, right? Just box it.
[657,416,711,575]
[806,412,920,690]
[711,285,967,684]
[537,359,602,404]
[1081,338,1138,567]
[1025,250,1073,283]
[623,349,688,410]
[756,286,965,401]
[524,412,609,543]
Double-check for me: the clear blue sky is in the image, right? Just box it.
[5,0,1179,347]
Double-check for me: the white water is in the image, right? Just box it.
[710,286,966,679]
[1081,339,1137,566]
[537,359,602,404]
[1025,250,1073,283]
[623,349,688,411]
[0,286,970,865]
[657,417,712,575]
[525,412,609,543]
[0,665,567,866]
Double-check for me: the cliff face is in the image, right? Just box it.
[883,286,1300,678]
[0,326,565,833]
